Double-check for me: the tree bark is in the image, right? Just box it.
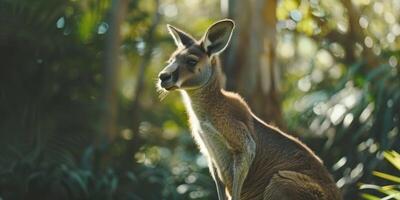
[340,0,379,68]
[130,0,160,134]
[224,0,284,128]
[102,0,128,141]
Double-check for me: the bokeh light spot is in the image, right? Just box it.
[56,17,65,29]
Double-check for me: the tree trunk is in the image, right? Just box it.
[102,0,128,141]
[130,0,160,136]
[224,0,284,128]
[340,0,379,68]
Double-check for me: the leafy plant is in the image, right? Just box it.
[0,143,190,200]
[360,151,400,200]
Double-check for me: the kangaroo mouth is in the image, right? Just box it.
[160,80,178,91]
[163,85,178,91]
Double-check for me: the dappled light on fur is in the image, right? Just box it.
[158,19,342,200]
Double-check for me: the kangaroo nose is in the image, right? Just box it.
[159,72,172,82]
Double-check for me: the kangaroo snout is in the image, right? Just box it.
[158,63,179,90]
[159,72,172,82]
[158,71,175,90]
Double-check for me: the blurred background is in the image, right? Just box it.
[0,0,399,199]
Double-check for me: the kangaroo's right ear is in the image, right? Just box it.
[167,24,195,48]
[201,19,235,56]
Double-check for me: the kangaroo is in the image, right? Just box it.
[157,19,342,200]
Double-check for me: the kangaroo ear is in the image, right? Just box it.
[202,19,235,56]
[167,24,195,48]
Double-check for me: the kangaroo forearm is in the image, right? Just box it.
[221,121,254,152]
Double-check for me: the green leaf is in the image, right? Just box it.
[379,189,400,200]
[383,151,400,171]
[360,184,383,190]
[373,171,400,183]
[361,193,381,200]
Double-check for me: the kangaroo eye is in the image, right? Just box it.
[187,59,198,66]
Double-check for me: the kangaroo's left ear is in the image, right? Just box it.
[201,19,235,56]
[167,24,195,48]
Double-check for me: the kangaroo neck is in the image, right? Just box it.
[181,60,224,118]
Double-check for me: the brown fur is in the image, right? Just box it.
[158,19,342,200]
[186,63,341,200]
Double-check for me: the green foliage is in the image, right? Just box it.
[1,0,399,199]
[0,1,218,198]
[0,145,182,200]
[360,151,400,200]
[277,0,400,198]
[291,60,400,198]
[0,0,105,149]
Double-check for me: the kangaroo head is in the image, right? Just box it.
[158,19,234,91]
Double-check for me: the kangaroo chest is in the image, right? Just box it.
[180,91,232,173]
[192,118,232,173]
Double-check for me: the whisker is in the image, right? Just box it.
[158,90,169,101]
[155,80,169,101]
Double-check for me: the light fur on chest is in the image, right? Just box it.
[181,91,232,177]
